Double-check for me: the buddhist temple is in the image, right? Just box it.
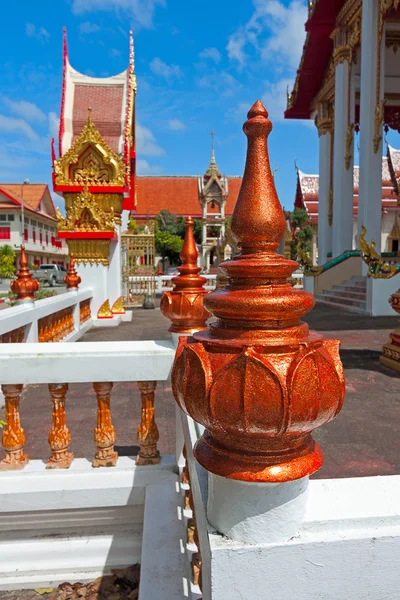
[52,28,136,319]
[135,135,242,269]
[286,0,400,316]
[294,145,400,259]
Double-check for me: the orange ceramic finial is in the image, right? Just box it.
[160,216,210,334]
[64,256,81,291]
[172,102,345,483]
[231,101,286,251]
[11,245,39,303]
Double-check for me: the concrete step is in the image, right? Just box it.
[317,293,366,309]
[139,477,186,600]
[315,296,367,314]
[323,288,366,301]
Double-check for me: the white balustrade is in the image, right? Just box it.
[0,339,176,590]
[0,288,93,344]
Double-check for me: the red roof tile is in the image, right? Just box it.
[0,184,56,220]
[72,84,124,153]
[135,176,242,218]
[295,159,397,223]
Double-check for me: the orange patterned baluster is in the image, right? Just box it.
[92,382,117,467]
[0,384,29,470]
[136,381,160,465]
[47,383,74,469]
[192,525,202,588]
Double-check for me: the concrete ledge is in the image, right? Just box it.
[207,475,400,600]
[92,315,122,327]
[139,479,186,600]
[0,339,176,384]
[0,456,176,512]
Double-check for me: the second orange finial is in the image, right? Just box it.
[10,246,39,304]
[64,256,81,291]
[160,216,210,334]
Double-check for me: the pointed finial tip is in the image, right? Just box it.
[247,100,269,120]
[186,215,194,226]
[243,100,272,138]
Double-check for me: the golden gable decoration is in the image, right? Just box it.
[57,187,116,233]
[54,109,126,187]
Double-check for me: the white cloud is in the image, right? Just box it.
[150,57,182,79]
[48,112,59,139]
[136,159,163,175]
[0,115,39,141]
[199,47,221,63]
[72,0,166,29]
[227,0,307,70]
[79,21,101,34]
[261,78,295,123]
[110,48,121,57]
[136,123,165,156]
[168,118,186,131]
[198,71,240,97]
[25,23,50,42]
[3,98,46,123]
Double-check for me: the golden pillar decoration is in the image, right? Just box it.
[92,382,117,467]
[10,245,39,303]
[111,296,125,314]
[172,102,345,483]
[160,216,210,334]
[0,384,29,470]
[47,383,74,469]
[97,299,113,319]
[136,381,160,465]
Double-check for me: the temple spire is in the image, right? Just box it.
[205,130,221,178]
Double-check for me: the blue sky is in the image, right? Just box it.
[0,0,321,211]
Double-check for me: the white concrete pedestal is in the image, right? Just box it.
[207,472,309,545]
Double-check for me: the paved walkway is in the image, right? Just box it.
[1,303,399,479]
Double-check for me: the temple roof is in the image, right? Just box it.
[0,184,57,220]
[295,154,398,223]
[135,176,242,219]
[58,28,135,158]
[285,0,346,120]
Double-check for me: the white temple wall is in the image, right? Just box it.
[107,229,122,307]
[381,212,396,252]
[75,263,108,316]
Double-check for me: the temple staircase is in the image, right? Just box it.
[315,275,367,313]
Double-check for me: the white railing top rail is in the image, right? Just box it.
[0,339,175,384]
[0,287,93,336]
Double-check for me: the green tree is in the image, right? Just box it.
[154,226,183,268]
[285,208,313,261]
[154,210,202,267]
[0,245,16,279]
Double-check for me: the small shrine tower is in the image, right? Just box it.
[198,132,228,270]
[52,28,136,320]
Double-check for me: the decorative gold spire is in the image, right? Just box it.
[160,216,210,334]
[172,101,345,483]
[10,246,39,303]
[204,130,222,178]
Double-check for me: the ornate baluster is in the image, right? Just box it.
[0,384,29,470]
[136,381,160,465]
[92,382,117,467]
[47,383,74,469]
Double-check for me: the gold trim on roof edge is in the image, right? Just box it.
[54,110,126,186]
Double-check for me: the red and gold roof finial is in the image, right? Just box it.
[64,256,81,291]
[172,101,345,483]
[10,245,39,303]
[160,216,210,334]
